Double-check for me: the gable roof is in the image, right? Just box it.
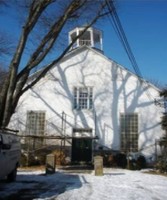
[28,45,160,93]
[61,45,160,92]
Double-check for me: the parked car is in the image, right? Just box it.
[0,129,21,182]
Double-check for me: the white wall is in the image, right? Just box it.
[10,47,164,159]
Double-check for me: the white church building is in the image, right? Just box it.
[10,27,163,164]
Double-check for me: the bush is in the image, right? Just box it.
[136,155,146,170]
[127,154,146,170]
[52,149,68,165]
[20,152,28,167]
[115,153,127,169]
[155,157,167,173]
[20,147,70,167]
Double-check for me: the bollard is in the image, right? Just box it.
[94,155,103,176]
[45,154,55,174]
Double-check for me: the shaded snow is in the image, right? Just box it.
[0,168,167,200]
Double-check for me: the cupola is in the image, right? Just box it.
[69,27,103,52]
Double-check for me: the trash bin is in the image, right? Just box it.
[46,154,55,174]
[94,155,103,176]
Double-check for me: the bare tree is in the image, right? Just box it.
[159,88,167,130]
[0,32,13,57]
[0,65,8,91]
[0,0,114,128]
[156,88,167,172]
[0,0,7,5]
[0,0,13,57]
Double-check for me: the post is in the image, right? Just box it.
[94,156,103,176]
[46,154,55,174]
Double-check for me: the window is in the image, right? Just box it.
[120,113,138,152]
[74,87,93,110]
[26,111,46,135]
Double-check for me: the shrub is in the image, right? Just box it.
[136,155,146,170]
[156,157,167,173]
[115,153,127,169]
[127,154,146,170]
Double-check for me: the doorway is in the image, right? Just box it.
[72,138,92,162]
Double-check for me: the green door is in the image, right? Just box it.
[72,138,92,162]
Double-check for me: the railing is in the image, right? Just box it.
[79,40,91,46]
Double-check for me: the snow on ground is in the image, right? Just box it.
[0,168,167,200]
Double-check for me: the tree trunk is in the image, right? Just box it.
[0,0,112,128]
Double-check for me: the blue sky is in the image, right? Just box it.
[0,0,167,87]
[103,0,167,87]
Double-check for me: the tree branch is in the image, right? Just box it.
[17,0,88,80]
[20,0,108,94]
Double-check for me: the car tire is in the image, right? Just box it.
[7,167,17,182]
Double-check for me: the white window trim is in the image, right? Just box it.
[74,87,93,110]
[120,113,138,152]
[26,110,46,135]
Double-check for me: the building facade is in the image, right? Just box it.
[10,27,163,163]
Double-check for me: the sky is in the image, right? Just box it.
[1,168,167,199]
[103,0,167,87]
[0,0,167,87]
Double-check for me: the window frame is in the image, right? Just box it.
[74,87,93,110]
[26,110,46,135]
[120,113,138,152]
